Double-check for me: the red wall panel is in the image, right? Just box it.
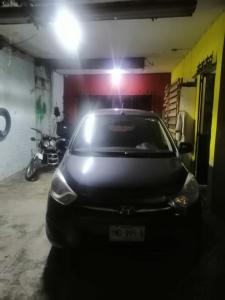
[64,73,171,121]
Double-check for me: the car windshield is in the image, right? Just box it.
[71,113,174,156]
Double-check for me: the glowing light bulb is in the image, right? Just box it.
[53,7,81,53]
[111,68,124,86]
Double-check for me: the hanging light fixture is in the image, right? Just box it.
[53,7,81,53]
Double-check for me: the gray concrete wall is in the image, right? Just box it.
[0,48,61,180]
[52,72,64,114]
[34,66,52,135]
[34,70,64,137]
[0,48,37,181]
[51,72,64,135]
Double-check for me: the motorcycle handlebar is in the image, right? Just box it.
[30,128,65,141]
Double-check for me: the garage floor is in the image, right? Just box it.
[0,172,51,300]
[1,172,225,300]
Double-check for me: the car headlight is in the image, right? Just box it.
[170,173,199,209]
[50,169,77,205]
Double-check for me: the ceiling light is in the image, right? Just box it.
[53,7,81,53]
[111,68,124,87]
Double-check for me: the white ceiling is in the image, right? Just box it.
[0,0,224,73]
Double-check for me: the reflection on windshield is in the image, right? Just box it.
[82,157,94,174]
[84,114,95,144]
[73,114,174,155]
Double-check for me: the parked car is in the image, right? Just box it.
[46,109,201,249]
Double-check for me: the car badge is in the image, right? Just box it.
[119,206,136,216]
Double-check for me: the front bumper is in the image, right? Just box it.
[46,195,201,248]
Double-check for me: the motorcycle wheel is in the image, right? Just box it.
[25,157,40,181]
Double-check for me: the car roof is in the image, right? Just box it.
[92,108,159,118]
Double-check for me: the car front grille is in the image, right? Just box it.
[79,204,172,216]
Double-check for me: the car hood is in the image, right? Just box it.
[61,154,187,202]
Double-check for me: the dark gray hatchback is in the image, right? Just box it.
[46,109,201,248]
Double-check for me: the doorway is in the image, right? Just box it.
[195,73,215,184]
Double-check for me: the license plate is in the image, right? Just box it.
[109,225,145,242]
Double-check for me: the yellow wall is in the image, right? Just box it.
[171,11,225,166]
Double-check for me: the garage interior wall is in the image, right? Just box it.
[64,73,171,122]
[35,65,52,134]
[171,11,225,168]
[0,50,53,181]
[0,49,37,180]
[51,72,64,131]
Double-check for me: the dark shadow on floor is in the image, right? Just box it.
[42,211,225,300]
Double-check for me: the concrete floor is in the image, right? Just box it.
[0,172,51,300]
[1,171,225,299]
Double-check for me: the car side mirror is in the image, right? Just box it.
[178,142,193,154]
[30,137,36,141]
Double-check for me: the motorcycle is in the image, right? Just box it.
[25,128,67,181]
